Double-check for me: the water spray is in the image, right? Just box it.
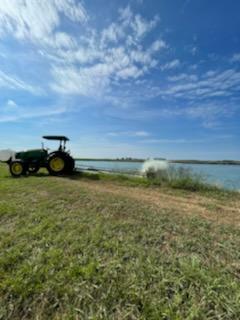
[141,159,169,176]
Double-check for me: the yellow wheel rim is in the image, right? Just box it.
[50,157,65,172]
[11,163,23,175]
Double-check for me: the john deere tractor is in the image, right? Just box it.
[7,136,75,177]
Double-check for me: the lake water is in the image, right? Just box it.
[76,160,240,190]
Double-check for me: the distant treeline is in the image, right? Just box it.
[75,158,240,165]
[75,158,145,162]
[170,160,240,165]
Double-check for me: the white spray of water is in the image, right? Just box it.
[0,149,16,162]
[141,159,169,175]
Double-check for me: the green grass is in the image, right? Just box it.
[77,169,238,202]
[143,165,225,192]
[1,164,240,319]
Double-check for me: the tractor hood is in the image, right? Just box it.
[15,149,48,160]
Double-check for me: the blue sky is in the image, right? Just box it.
[0,0,240,159]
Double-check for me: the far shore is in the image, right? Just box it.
[75,158,240,165]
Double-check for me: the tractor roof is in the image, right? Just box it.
[42,135,69,141]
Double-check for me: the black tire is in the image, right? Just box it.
[64,156,75,174]
[28,163,40,174]
[47,153,67,176]
[9,160,26,177]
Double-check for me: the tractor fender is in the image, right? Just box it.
[7,157,23,165]
[47,151,68,158]
[47,151,74,162]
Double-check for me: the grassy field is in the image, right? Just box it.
[1,164,240,319]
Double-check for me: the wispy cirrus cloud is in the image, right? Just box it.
[0,99,66,123]
[167,73,198,82]
[140,133,234,144]
[161,59,181,70]
[108,131,150,137]
[0,0,88,96]
[180,104,237,128]
[104,97,239,129]
[140,138,205,144]
[149,68,240,102]
[0,0,87,48]
[0,70,43,95]
[231,53,240,63]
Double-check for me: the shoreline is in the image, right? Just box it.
[75,158,240,165]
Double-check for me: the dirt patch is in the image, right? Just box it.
[57,178,240,226]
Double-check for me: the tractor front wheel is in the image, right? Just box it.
[9,161,26,177]
[47,154,66,175]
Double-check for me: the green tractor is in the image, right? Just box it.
[7,136,75,177]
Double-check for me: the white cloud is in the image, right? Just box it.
[0,103,66,123]
[6,100,17,109]
[191,46,198,55]
[140,138,204,144]
[168,73,198,82]
[161,59,181,70]
[118,6,159,40]
[103,97,239,129]
[51,65,111,96]
[155,68,240,101]
[131,14,159,39]
[108,131,150,137]
[1,99,18,113]
[0,0,87,48]
[101,23,124,46]
[119,6,133,23]
[54,0,88,22]
[51,6,166,96]
[158,103,238,128]
[0,70,42,95]
[140,134,233,144]
[134,131,150,137]
[100,6,159,48]
[231,53,240,63]
[116,65,143,80]
[54,32,77,49]
[151,40,167,52]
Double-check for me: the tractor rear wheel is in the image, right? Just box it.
[47,153,67,175]
[64,155,75,174]
[9,161,26,177]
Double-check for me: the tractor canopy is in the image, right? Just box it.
[42,136,70,152]
[43,136,69,141]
